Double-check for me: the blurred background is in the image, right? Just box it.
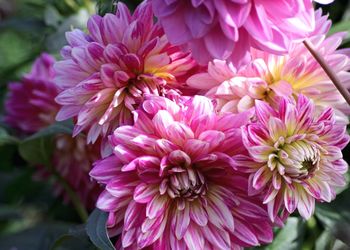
[0,0,349,249]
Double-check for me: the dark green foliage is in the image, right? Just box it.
[86,209,115,250]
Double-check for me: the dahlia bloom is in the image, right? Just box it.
[152,0,333,65]
[5,53,59,133]
[5,53,100,209]
[235,95,349,220]
[90,96,274,249]
[187,10,350,122]
[55,1,197,144]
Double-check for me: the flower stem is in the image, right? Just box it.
[303,39,350,105]
[47,161,89,222]
[40,136,88,222]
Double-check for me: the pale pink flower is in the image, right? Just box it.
[152,0,333,66]
[55,1,197,144]
[90,96,274,249]
[5,53,59,133]
[5,53,101,209]
[187,11,350,122]
[234,95,349,220]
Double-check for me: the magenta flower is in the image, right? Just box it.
[235,95,349,220]
[90,96,274,249]
[5,53,100,209]
[187,11,350,122]
[55,1,197,144]
[5,53,59,133]
[152,0,333,65]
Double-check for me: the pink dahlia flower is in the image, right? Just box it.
[5,53,101,209]
[90,96,274,249]
[5,53,59,133]
[187,10,350,122]
[235,95,349,220]
[55,1,197,144]
[152,0,333,66]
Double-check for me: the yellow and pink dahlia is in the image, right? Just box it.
[187,10,350,122]
[235,95,349,220]
[55,1,197,144]
[90,95,274,249]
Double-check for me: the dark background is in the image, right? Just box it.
[0,1,349,249]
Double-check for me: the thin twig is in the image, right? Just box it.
[303,39,350,105]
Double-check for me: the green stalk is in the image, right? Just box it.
[50,166,89,222]
[39,137,88,222]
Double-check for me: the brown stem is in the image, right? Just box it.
[303,39,350,106]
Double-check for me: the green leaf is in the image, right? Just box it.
[315,188,350,246]
[18,136,54,165]
[51,225,97,250]
[266,217,305,250]
[0,223,73,250]
[316,230,349,250]
[44,5,63,28]
[329,20,350,35]
[51,235,97,250]
[316,230,335,250]
[0,127,19,146]
[18,120,73,165]
[26,120,74,140]
[329,20,350,45]
[86,209,115,250]
[45,8,91,52]
[0,205,22,221]
[97,0,117,16]
[0,18,46,33]
[332,240,350,250]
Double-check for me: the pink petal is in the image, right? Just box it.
[283,185,298,213]
[146,194,168,219]
[187,73,218,90]
[173,205,190,239]
[255,100,277,127]
[233,219,260,246]
[190,202,208,227]
[90,156,121,184]
[183,224,205,250]
[206,194,234,233]
[202,223,231,249]
[296,187,315,219]
[134,183,158,203]
[252,166,272,190]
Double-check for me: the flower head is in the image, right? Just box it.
[55,1,197,144]
[152,0,332,66]
[187,10,350,122]
[235,95,349,220]
[5,53,101,209]
[90,95,273,249]
[5,53,59,133]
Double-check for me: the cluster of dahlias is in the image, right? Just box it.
[4,0,350,249]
